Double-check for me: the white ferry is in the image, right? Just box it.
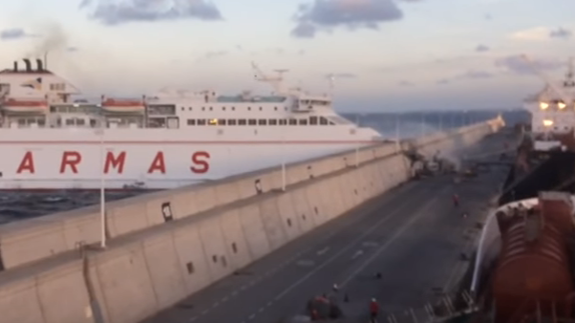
[0,58,384,190]
[523,58,575,152]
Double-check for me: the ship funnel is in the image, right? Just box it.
[22,58,31,72]
[13,61,17,71]
[36,59,43,71]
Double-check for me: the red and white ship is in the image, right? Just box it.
[0,58,384,190]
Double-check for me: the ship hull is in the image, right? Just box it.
[0,127,379,190]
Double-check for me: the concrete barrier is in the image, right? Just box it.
[0,120,504,323]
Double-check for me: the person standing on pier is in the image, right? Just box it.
[452,194,459,207]
[369,298,379,322]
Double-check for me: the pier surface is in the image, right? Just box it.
[140,132,510,323]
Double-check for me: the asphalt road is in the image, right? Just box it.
[140,133,511,323]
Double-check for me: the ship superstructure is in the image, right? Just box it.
[523,58,575,152]
[0,58,383,190]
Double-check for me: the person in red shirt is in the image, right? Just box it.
[452,194,459,207]
[369,298,379,322]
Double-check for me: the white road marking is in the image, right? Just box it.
[272,195,427,301]
[190,184,427,322]
[339,194,444,287]
[351,250,364,259]
[316,247,330,256]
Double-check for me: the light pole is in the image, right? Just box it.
[355,115,359,167]
[395,113,400,151]
[420,112,425,137]
[281,119,286,191]
[97,102,106,249]
[439,112,443,132]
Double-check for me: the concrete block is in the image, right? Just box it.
[95,244,157,323]
[169,190,198,220]
[305,183,328,225]
[360,164,377,198]
[197,216,232,281]
[275,192,302,240]
[312,157,341,177]
[193,186,217,213]
[144,195,182,226]
[0,278,44,323]
[142,233,187,310]
[218,209,252,270]
[106,200,149,238]
[85,259,111,323]
[172,224,213,294]
[238,204,270,260]
[322,176,346,218]
[36,260,92,323]
[341,151,357,168]
[358,148,375,164]
[235,171,279,200]
[289,187,316,232]
[61,208,101,250]
[0,218,67,269]
[331,175,352,213]
[322,177,344,220]
[214,182,241,206]
[337,171,359,208]
[286,163,310,186]
[258,197,288,251]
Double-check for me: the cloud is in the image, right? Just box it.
[436,70,494,85]
[0,28,38,40]
[475,44,489,52]
[203,50,228,59]
[326,72,357,79]
[495,55,564,74]
[549,27,572,39]
[398,80,414,86]
[510,26,572,41]
[291,0,410,38]
[458,70,493,79]
[81,0,223,25]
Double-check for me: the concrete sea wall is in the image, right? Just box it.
[0,119,503,323]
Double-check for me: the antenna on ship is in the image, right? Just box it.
[326,73,336,96]
[251,61,288,94]
[565,56,574,87]
[44,51,48,70]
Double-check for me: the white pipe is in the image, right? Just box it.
[395,114,400,151]
[99,118,106,249]
[281,125,286,191]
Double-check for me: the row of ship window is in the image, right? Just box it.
[186,116,335,126]
[181,106,288,112]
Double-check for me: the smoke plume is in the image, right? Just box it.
[26,22,69,60]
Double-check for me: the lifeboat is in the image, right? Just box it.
[101,98,145,112]
[0,98,48,112]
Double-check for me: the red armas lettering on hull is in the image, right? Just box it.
[14,150,211,175]
[16,151,35,173]
[191,151,210,173]
[60,151,82,173]
[147,151,166,174]
[105,151,126,174]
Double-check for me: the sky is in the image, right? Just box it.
[0,0,574,112]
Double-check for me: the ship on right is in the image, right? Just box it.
[469,57,575,323]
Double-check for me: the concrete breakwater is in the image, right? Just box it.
[0,119,503,323]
